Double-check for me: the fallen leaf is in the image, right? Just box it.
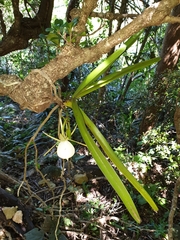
[38,179,56,188]
[74,173,88,184]
[2,206,17,220]
[12,210,23,224]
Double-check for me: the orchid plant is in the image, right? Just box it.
[59,32,160,223]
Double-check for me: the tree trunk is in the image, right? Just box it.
[174,104,180,143]
[140,5,180,135]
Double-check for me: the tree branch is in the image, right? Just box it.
[163,15,180,23]
[12,0,22,20]
[73,0,98,43]
[0,0,180,113]
[0,9,6,36]
[0,0,54,56]
[66,0,80,22]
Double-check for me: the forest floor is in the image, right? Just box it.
[0,97,179,240]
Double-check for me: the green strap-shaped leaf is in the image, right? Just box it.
[72,100,141,223]
[75,57,160,98]
[73,31,142,99]
[73,45,126,98]
[81,109,158,212]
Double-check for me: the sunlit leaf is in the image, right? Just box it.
[73,32,142,98]
[46,33,60,45]
[73,44,127,98]
[75,57,160,98]
[80,109,158,212]
[72,100,141,223]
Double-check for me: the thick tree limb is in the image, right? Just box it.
[0,0,54,56]
[0,0,180,113]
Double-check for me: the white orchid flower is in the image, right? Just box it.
[57,140,75,159]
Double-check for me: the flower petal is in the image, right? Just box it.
[57,140,75,159]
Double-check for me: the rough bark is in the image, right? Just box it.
[0,0,180,113]
[0,0,54,56]
[140,4,180,134]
